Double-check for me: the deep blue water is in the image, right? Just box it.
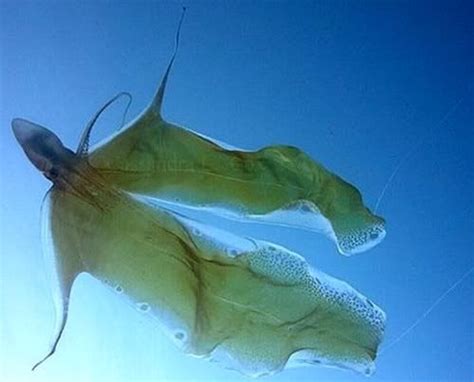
[0,1,472,381]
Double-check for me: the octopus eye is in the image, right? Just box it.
[47,167,59,180]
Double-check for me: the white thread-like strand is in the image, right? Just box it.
[379,266,474,356]
[374,97,464,214]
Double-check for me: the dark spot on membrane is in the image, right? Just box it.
[300,204,312,212]
[369,232,379,240]
[139,303,150,311]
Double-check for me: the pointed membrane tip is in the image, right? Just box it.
[31,350,54,372]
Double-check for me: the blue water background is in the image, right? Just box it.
[0,1,472,381]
